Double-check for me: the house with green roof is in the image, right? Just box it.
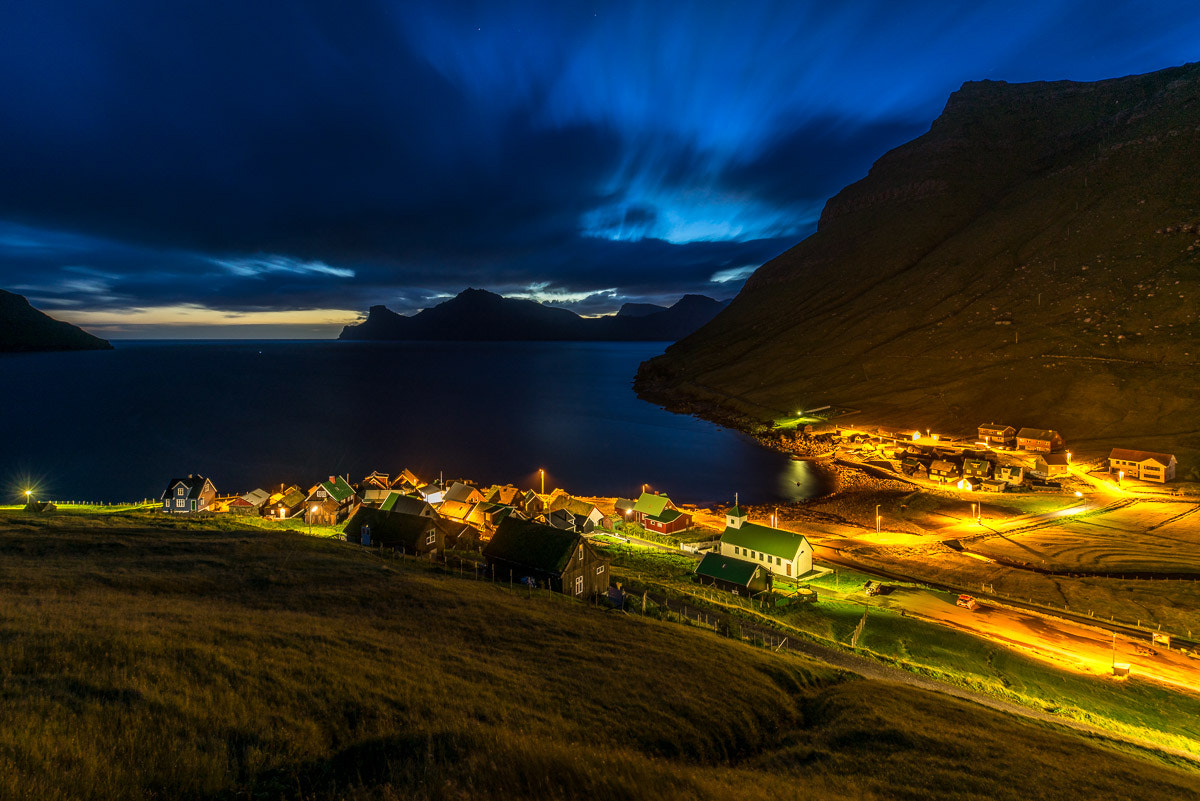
[483,518,610,598]
[718,505,812,579]
[694,552,772,597]
[304,475,359,526]
[631,491,692,535]
[343,507,442,557]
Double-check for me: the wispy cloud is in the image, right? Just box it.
[213,255,355,279]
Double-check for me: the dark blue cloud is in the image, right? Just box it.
[0,0,1198,330]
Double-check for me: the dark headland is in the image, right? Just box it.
[0,289,111,352]
[339,288,729,342]
[637,62,1200,462]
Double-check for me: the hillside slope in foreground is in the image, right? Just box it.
[638,62,1200,466]
[0,513,1195,800]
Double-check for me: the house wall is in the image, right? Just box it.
[719,541,811,579]
[1110,457,1175,483]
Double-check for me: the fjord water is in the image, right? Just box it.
[0,341,829,506]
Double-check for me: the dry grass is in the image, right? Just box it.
[0,511,1197,800]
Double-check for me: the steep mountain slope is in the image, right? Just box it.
[637,62,1200,465]
[339,288,729,342]
[0,289,111,352]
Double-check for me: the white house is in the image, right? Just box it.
[1108,449,1177,483]
[717,504,813,579]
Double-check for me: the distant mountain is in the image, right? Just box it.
[339,289,730,342]
[637,62,1200,464]
[0,289,112,352]
[616,302,668,318]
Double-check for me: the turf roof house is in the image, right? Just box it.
[304,475,359,526]
[718,505,812,579]
[267,485,307,519]
[1108,448,1177,483]
[483,517,610,597]
[630,492,692,535]
[160,475,217,514]
[694,552,772,597]
[344,507,443,557]
[379,491,438,518]
[357,471,394,505]
[227,488,270,515]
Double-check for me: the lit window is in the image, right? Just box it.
[575,576,583,595]
[596,565,605,574]
[426,532,436,545]
[177,488,184,496]
[175,499,184,508]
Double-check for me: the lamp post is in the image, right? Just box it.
[539,469,545,496]
[309,504,316,534]
[875,504,881,533]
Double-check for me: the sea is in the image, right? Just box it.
[0,340,830,506]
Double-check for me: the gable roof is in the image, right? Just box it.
[241,488,270,506]
[725,504,746,518]
[978,423,1015,434]
[1040,452,1071,466]
[930,460,960,473]
[1017,427,1059,441]
[720,522,810,560]
[438,499,475,521]
[963,459,991,471]
[316,475,355,503]
[614,497,636,512]
[486,485,523,505]
[483,517,583,575]
[392,469,422,488]
[695,553,762,587]
[632,492,673,517]
[444,481,481,503]
[380,492,434,516]
[646,507,684,524]
[1108,448,1176,466]
[161,475,213,501]
[344,507,438,550]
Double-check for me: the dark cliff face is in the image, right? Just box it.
[639,62,1200,464]
[0,290,112,352]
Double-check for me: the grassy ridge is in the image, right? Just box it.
[0,512,1197,799]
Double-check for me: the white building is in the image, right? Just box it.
[1108,449,1177,483]
[717,504,813,579]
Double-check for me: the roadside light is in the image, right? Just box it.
[24,489,31,497]
[911,432,920,441]
[1075,491,1082,498]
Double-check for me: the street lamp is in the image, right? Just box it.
[539,468,545,496]
[875,504,881,533]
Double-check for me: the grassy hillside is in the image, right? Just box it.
[0,511,1197,799]
[637,62,1200,465]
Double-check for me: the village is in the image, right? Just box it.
[134,418,1198,681]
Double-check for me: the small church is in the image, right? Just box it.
[717,498,813,579]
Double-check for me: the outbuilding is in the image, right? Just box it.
[694,552,772,597]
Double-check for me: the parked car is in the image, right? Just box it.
[864,581,882,596]
[956,594,979,611]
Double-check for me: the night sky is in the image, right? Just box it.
[2,2,1198,337]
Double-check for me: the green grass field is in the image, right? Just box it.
[1,510,1198,799]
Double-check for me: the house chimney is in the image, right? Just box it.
[329,476,336,484]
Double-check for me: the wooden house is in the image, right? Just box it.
[437,498,476,523]
[549,495,606,532]
[978,423,1016,449]
[718,505,812,578]
[929,460,961,484]
[694,552,772,597]
[358,471,393,505]
[209,493,242,513]
[631,491,692,535]
[1016,428,1065,453]
[483,518,610,598]
[962,459,993,479]
[160,475,217,514]
[266,486,306,519]
[1035,452,1072,478]
[995,464,1025,485]
[234,488,270,515]
[519,489,545,518]
[485,484,523,506]
[379,492,437,518]
[304,476,358,526]
[467,501,517,534]
[344,507,443,558]
[444,481,485,506]
[416,482,446,505]
[901,457,930,477]
[390,469,424,492]
[1108,449,1177,483]
[436,518,481,549]
[546,507,578,532]
[981,478,1008,493]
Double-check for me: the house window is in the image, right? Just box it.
[595,565,605,574]
[574,575,583,595]
[425,532,436,545]
[175,499,184,508]
[176,487,185,496]
[163,500,170,508]
[733,546,740,555]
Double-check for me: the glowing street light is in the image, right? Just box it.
[539,468,545,496]
[875,504,881,533]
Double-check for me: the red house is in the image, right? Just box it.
[631,491,692,535]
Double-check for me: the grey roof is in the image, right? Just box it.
[241,488,270,506]
[444,481,481,503]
